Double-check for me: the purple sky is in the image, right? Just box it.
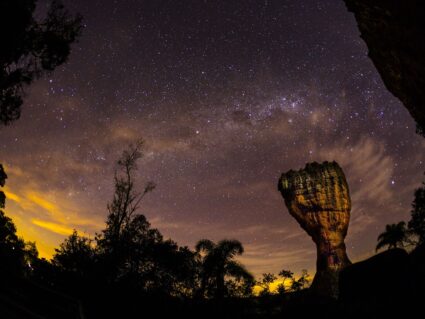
[1,0,424,278]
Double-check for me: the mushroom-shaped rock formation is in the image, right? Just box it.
[278,161,351,298]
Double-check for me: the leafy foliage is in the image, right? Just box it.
[0,210,26,275]
[0,0,82,125]
[0,165,39,277]
[52,230,94,278]
[277,269,294,295]
[290,269,310,292]
[376,222,408,251]
[196,239,254,299]
[408,182,425,245]
[375,176,425,251]
[0,164,7,208]
[258,273,277,296]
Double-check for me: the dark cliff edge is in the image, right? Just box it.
[344,0,425,135]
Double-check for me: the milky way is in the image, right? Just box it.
[0,0,424,277]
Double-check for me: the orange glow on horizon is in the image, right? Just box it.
[2,166,104,260]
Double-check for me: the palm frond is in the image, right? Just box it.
[217,239,244,258]
[195,239,215,253]
[225,260,253,281]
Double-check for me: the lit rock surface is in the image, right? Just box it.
[278,161,351,297]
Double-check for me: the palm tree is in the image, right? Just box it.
[195,239,253,299]
[376,222,408,251]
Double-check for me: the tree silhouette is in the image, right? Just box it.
[408,182,425,245]
[277,269,294,294]
[23,241,39,272]
[52,230,95,280]
[0,165,31,277]
[0,0,82,125]
[0,165,6,208]
[290,269,310,292]
[96,139,157,281]
[376,222,408,251]
[276,283,286,296]
[195,239,253,299]
[258,273,277,296]
[93,140,198,297]
[0,210,26,276]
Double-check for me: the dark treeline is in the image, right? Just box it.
[0,142,263,318]
[0,141,313,318]
[1,141,424,319]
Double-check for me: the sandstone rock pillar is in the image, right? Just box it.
[278,161,351,297]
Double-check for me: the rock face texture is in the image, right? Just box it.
[344,0,425,135]
[278,161,351,297]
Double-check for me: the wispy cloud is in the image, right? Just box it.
[32,219,75,236]
[3,165,104,258]
[314,137,395,234]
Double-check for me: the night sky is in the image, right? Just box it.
[1,0,424,278]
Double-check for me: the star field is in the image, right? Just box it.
[0,0,424,277]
